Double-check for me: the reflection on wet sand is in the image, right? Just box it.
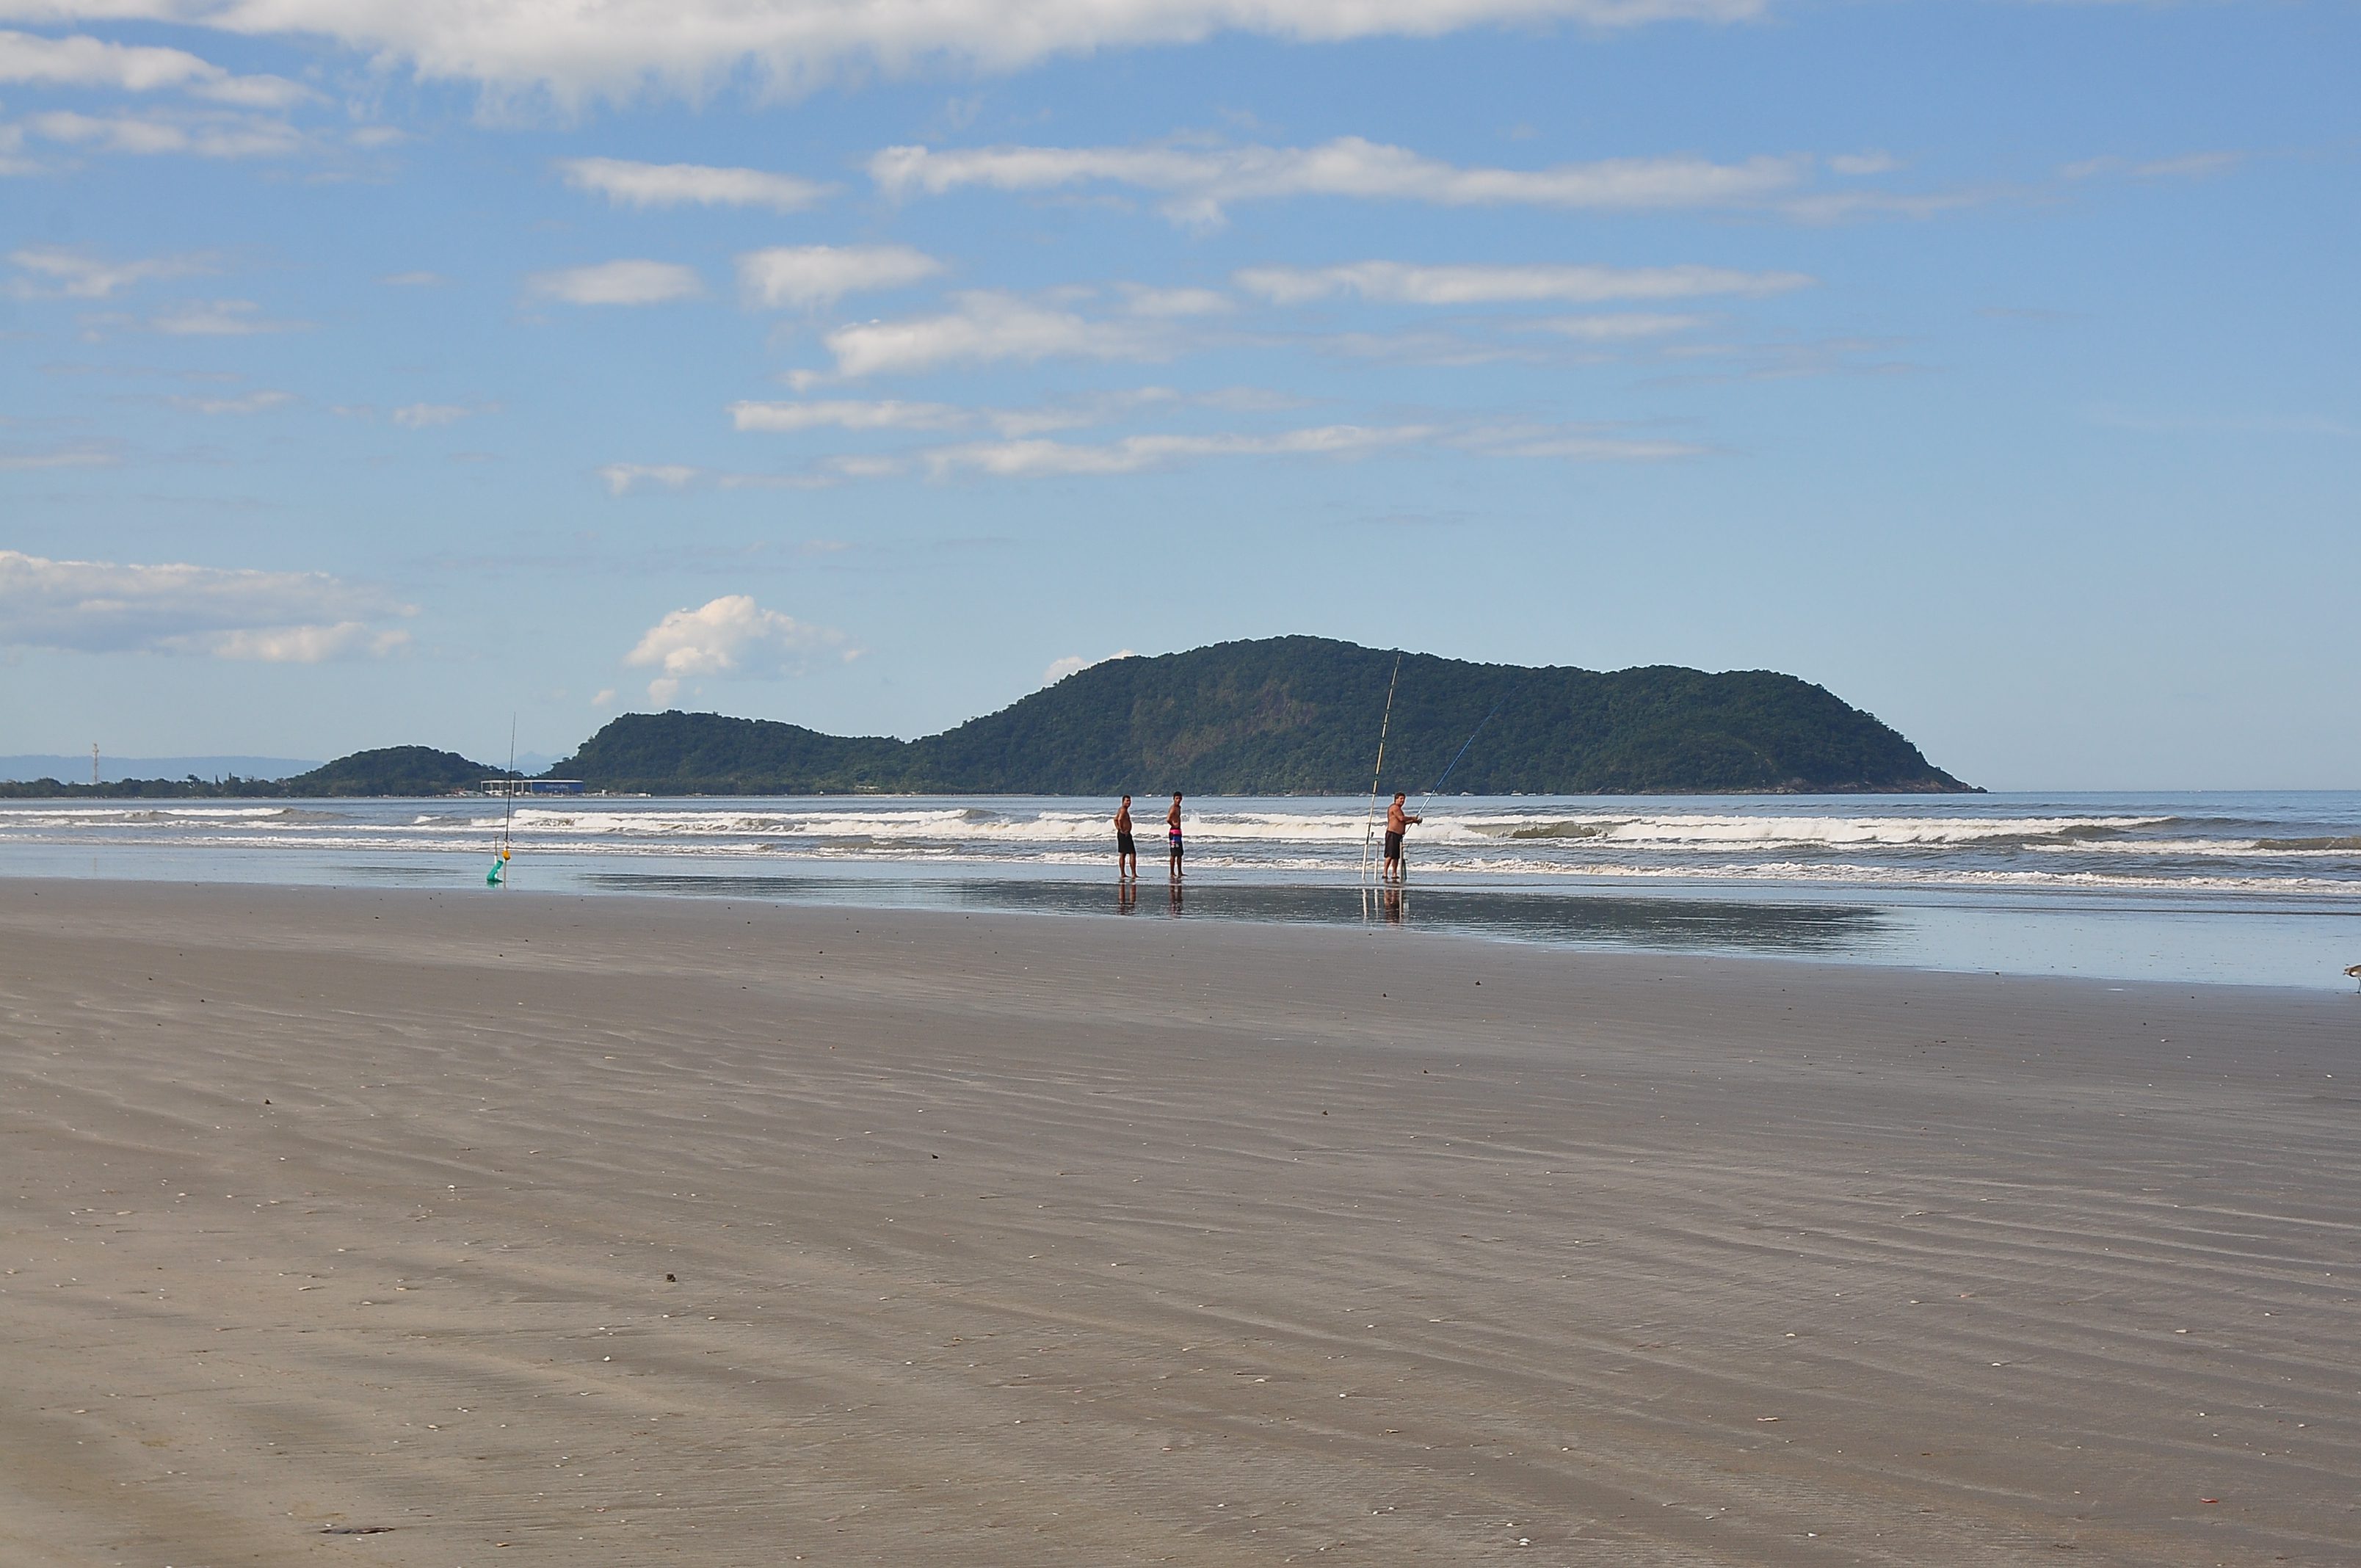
[584,871,1885,957]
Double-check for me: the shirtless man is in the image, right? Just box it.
[1114,794,1137,879]
[1167,792,1185,880]
[1382,791,1422,882]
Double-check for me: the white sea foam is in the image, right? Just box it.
[444,805,2189,851]
[2041,837,2361,859]
[4,795,2357,901]
[1,805,298,826]
[1456,813,2172,848]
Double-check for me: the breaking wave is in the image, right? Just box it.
[4,793,2357,901]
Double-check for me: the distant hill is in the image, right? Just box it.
[1,638,1971,800]
[0,745,498,800]
[284,746,494,797]
[0,754,320,784]
[558,636,1972,795]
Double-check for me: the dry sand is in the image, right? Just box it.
[1,879,2357,1566]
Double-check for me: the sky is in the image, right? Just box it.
[1,0,2354,790]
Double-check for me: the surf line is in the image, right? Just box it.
[1360,653,1402,890]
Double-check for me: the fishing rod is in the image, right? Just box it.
[487,715,515,888]
[1416,700,1502,813]
[1360,653,1401,887]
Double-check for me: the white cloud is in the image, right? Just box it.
[1042,647,1137,683]
[0,28,215,90]
[917,416,1704,479]
[1043,648,1136,683]
[6,244,210,299]
[201,621,409,661]
[165,388,294,414]
[591,686,617,707]
[26,107,304,158]
[1827,150,1901,176]
[0,548,411,660]
[146,298,309,335]
[1,1,1760,106]
[1456,424,1706,460]
[625,593,852,702]
[1118,284,1230,317]
[192,70,311,108]
[391,401,496,428]
[1307,329,1542,366]
[1777,186,1998,223]
[729,398,965,433]
[0,440,116,471]
[0,28,309,104]
[735,244,943,311]
[597,462,701,495]
[526,259,703,306]
[633,404,1706,489]
[1235,261,1810,306]
[976,385,1188,435]
[379,269,445,287]
[1532,311,1705,340]
[559,156,832,212]
[871,137,1803,228]
[923,423,1429,479]
[814,455,898,482]
[731,386,1252,439]
[822,291,1161,378]
[597,460,880,494]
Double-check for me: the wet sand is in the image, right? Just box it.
[1,878,2356,1565]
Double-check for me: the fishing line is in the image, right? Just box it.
[1418,702,1500,810]
[488,714,515,888]
[1360,653,1401,888]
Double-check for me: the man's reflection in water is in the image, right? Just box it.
[1167,879,1184,916]
[1379,885,1405,924]
[1117,879,1137,915]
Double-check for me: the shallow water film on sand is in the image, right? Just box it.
[4,790,2357,987]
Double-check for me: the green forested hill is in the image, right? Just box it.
[1,638,1969,800]
[283,746,495,796]
[0,745,497,799]
[557,636,1971,794]
[558,717,907,796]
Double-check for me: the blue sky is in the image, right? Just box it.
[1,0,2354,788]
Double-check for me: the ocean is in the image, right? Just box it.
[5,791,2358,990]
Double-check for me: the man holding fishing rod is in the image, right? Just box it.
[1382,792,1421,882]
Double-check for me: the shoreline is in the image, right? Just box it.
[6,861,2360,993]
[5,879,2358,1564]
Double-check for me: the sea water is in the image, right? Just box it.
[4,791,2357,990]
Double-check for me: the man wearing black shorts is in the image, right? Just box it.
[1383,791,1421,882]
[1114,795,1136,879]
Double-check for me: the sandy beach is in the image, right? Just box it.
[2,879,2356,1566]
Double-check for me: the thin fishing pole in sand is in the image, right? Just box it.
[1360,653,1401,887]
[488,715,515,888]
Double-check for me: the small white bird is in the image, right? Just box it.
[2347,963,2361,989]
